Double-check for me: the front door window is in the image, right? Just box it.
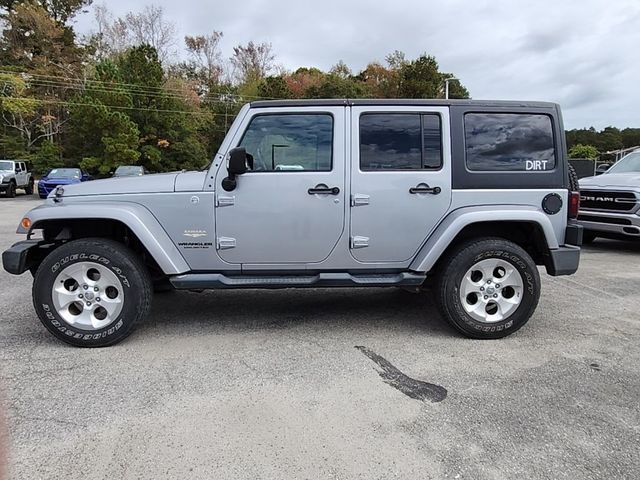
[238,114,333,172]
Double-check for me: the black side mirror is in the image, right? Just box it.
[222,147,253,191]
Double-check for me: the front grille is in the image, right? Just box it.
[580,190,638,212]
[578,215,632,225]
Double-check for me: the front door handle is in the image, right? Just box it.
[409,183,441,195]
[308,184,340,195]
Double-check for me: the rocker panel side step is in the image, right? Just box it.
[169,272,426,290]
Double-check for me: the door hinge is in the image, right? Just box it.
[350,236,370,249]
[216,195,235,207]
[216,236,236,250]
[351,194,370,206]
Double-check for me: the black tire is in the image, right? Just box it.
[568,164,579,192]
[435,238,541,339]
[24,178,34,195]
[5,182,16,198]
[582,232,597,244]
[33,238,152,347]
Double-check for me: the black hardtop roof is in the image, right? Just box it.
[250,98,559,109]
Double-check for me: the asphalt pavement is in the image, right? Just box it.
[0,195,639,479]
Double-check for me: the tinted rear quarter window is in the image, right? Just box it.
[465,113,555,172]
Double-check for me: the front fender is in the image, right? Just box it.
[409,205,560,273]
[19,202,190,275]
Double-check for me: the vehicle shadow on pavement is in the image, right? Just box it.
[142,287,454,337]
[582,238,640,254]
[3,194,43,203]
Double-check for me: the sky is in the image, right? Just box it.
[73,0,640,130]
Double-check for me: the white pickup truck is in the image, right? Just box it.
[578,151,640,242]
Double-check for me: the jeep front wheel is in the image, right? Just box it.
[33,238,152,347]
[435,238,540,339]
[5,182,16,198]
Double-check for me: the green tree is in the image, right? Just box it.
[0,2,85,73]
[398,54,441,98]
[0,73,44,153]
[28,140,62,174]
[304,61,368,98]
[566,127,599,151]
[67,98,140,175]
[257,76,292,99]
[0,1,88,158]
[0,0,92,24]
[620,128,640,149]
[116,45,210,171]
[398,54,469,99]
[305,73,367,98]
[598,126,623,152]
[65,58,140,175]
[568,144,599,159]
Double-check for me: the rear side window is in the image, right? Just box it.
[464,113,555,171]
[239,114,333,172]
[360,113,442,171]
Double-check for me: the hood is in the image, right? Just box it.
[579,173,640,189]
[60,172,180,197]
[0,169,13,175]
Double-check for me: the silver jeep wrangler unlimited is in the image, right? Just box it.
[2,100,582,347]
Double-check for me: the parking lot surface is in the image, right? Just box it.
[1,196,639,479]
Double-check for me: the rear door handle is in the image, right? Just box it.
[409,184,441,195]
[308,184,340,195]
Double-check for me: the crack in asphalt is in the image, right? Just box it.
[355,346,447,403]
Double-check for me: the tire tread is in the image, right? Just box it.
[33,238,152,347]
[435,237,540,339]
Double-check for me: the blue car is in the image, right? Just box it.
[38,168,92,198]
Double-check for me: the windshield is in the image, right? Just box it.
[114,166,143,176]
[607,152,640,174]
[47,168,81,178]
[0,161,14,171]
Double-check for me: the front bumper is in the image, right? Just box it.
[2,240,41,275]
[38,183,59,198]
[578,210,640,239]
[2,240,57,275]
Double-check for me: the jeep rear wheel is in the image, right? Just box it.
[33,238,152,347]
[24,178,34,195]
[435,238,540,339]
